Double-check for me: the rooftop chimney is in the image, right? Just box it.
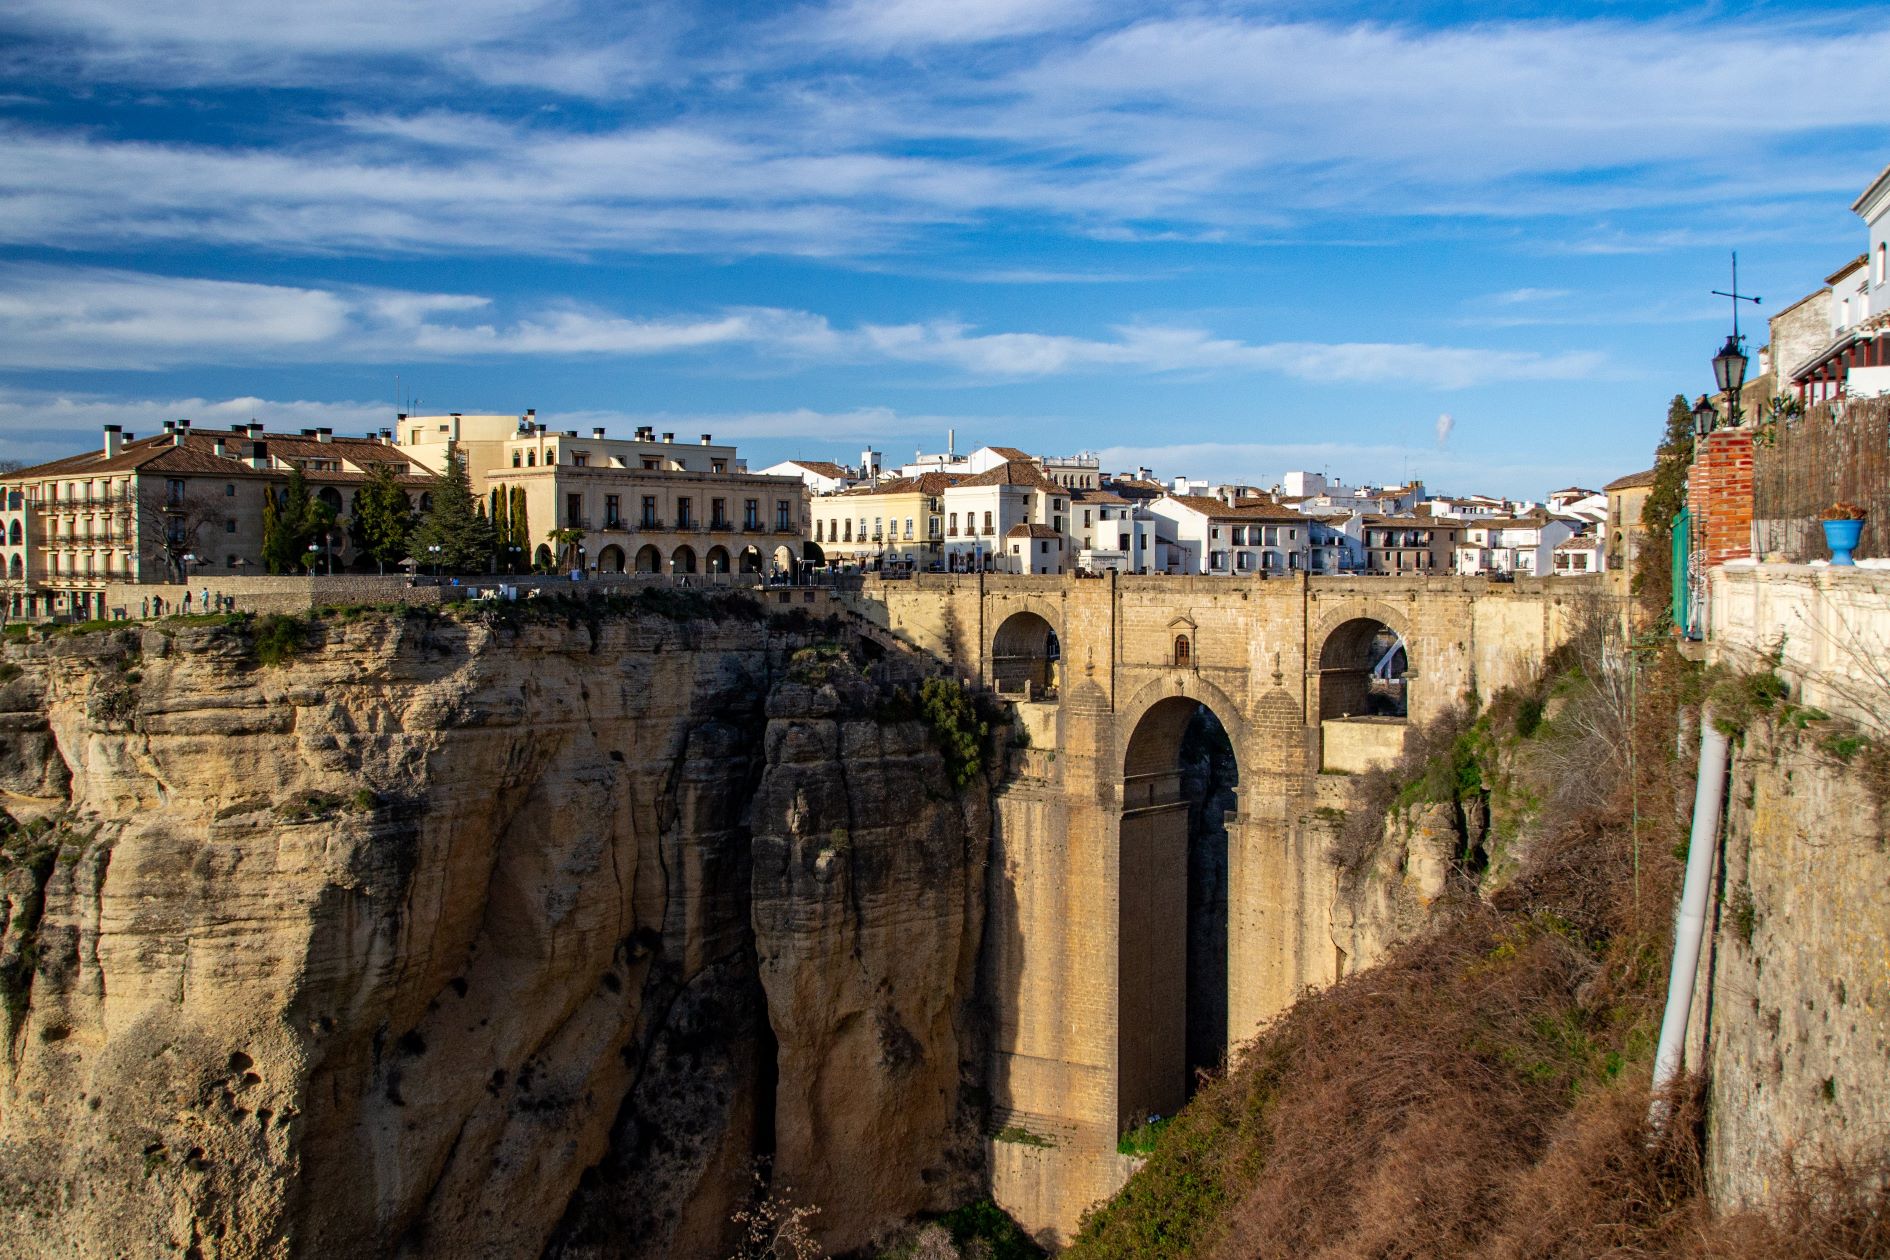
[592,427,606,439]
[662,432,674,443]
[247,422,264,439]
[700,433,712,445]
[163,420,176,434]
[396,412,408,422]
[176,419,191,430]
[300,428,317,437]
[249,441,269,469]
[172,428,185,447]
[525,408,536,421]
[102,424,122,459]
[317,427,333,443]
[213,438,228,458]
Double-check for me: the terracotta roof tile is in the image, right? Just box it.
[1603,469,1657,491]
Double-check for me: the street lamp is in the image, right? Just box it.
[428,543,442,577]
[1712,335,1749,425]
[307,541,319,575]
[1691,394,1719,439]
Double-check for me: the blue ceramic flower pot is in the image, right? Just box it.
[1823,518,1864,566]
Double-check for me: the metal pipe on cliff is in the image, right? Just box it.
[1650,706,1731,1126]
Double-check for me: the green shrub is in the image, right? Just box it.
[252,614,308,667]
[994,1125,1054,1148]
[1117,1115,1172,1156]
[939,1200,1044,1260]
[920,677,988,788]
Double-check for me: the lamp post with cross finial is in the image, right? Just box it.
[1709,251,1762,428]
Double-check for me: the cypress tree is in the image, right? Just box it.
[409,447,496,574]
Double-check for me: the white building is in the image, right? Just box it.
[1789,162,1890,402]
[1071,486,1163,573]
[758,458,857,496]
[1454,511,1579,577]
[1551,533,1604,577]
[940,460,1069,573]
[1148,494,1310,575]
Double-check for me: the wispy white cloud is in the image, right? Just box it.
[0,387,391,464]
[0,265,1607,388]
[1,10,1883,259]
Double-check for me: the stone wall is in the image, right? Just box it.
[1695,720,1890,1208]
[1705,565,1890,728]
[1697,562,1890,1209]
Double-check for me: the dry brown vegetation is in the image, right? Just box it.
[1068,637,1890,1260]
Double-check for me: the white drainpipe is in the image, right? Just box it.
[1650,708,1731,1126]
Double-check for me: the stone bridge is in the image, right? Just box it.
[838,571,1606,1243]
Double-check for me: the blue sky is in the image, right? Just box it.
[0,0,1885,496]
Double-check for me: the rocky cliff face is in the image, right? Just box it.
[0,606,988,1260]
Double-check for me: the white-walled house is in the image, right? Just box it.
[758,459,856,496]
[1454,511,1578,576]
[1307,516,1365,573]
[941,460,1069,572]
[1148,494,1310,575]
[1551,532,1604,576]
[1071,486,1162,572]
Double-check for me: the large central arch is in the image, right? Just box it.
[1118,695,1237,1132]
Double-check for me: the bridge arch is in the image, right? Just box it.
[991,609,1061,699]
[1311,601,1414,722]
[1117,692,1239,1133]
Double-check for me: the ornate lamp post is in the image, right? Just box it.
[1691,394,1719,439]
[1710,251,1760,426]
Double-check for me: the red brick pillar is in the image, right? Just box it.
[1687,428,1755,567]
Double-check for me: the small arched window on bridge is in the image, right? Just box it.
[1173,634,1191,667]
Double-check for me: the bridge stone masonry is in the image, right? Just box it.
[837,571,1606,1244]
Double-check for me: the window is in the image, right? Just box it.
[1881,242,1888,285]
[873,517,883,540]
[527,450,536,466]
[226,483,236,497]
[844,519,853,541]
[712,497,727,528]
[677,497,693,527]
[776,500,792,530]
[605,494,621,527]
[225,518,236,534]
[904,517,914,539]
[641,495,657,527]
[643,458,658,471]
[572,452,588,467]
[411,429,420,444]
[545,448,557,464]
[566,492,583,527]
[513,451,522,467]
[711,459,727,474]
[983,511,993,535]
[948,512,958,536]
[816,520,825,542]
[167,478,185,505]
[1174,635,1191,666]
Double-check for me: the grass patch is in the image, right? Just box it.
[994,1125,1055,1149]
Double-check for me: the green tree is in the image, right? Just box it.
[510,488,531,570]
[262,468,314,574]
[546,526,586,572]
[351,463,414,574]
[408,447,495,574]
[1633,393,1695,621]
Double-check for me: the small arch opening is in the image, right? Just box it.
[991,611,1060,700]
[1318,617,1408,720]
[635,544,662,574]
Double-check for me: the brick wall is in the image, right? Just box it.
[1688,428,1755,567]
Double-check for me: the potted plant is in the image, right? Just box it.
[1821,501,1868,566]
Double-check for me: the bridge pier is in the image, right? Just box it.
[836,572,1608,1245]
